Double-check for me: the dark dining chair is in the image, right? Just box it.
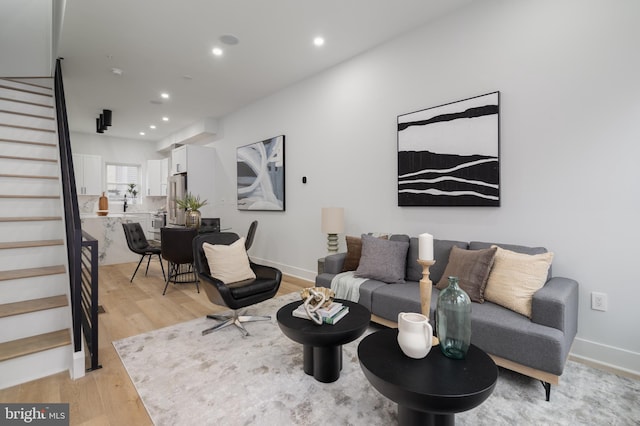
[193,232,281,336]
[245,220,258,250]
[161,227,199,295]
[199,217,220,234]
[122,222,166,282]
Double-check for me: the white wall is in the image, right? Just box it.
[207,0,640,374]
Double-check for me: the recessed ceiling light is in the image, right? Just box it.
[313,37,325,47]
[139,132,145,136]
[149,125,156,129]
[212,47,223,56]
[160,92,170,99]
[162,116,169,122]
[220,34,239,45]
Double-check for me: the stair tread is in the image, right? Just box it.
[0,137,56,147]
[0,109,54,120]
[0,329,71,362]
[0,239,64,249]
[0,155,57,162]
[0,295,68,319]
[0,123,55,133]
[0,216,62,222]
[0,194,60,199]
[0,265,66,281]
[0,173,58,180]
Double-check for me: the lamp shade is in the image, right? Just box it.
[321,207,344,234]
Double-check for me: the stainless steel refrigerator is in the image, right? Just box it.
[167,174,187,225]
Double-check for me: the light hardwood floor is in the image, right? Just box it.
[0,261,311,425]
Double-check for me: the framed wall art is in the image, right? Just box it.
[237,135,285,211]
[397,91,500,207]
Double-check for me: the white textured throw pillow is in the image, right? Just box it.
[484,245,553,318]
[203,237,256,284]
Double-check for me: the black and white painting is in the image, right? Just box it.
[237,135,285,211]
[397,92,500,207]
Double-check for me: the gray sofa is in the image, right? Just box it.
[315,236,579,400]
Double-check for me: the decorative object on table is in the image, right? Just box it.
[177,192,208,229]
[436,276,472,359]
[292,300,349,325]
[299,287,335,325]
[97,191,109,216]
[321,207,344,253]
[397,91,500,207]
[127,183,138,203]
[417,232,436,332]
[397,312,433,359]
[237,135,285,211]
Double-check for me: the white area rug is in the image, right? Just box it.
[114,293,639,425]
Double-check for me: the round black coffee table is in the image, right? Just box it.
[358,328,497,426]
[277,299,370,383]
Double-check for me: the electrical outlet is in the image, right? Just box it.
[591,292,608,312]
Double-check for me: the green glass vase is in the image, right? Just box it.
[436,276,471,359]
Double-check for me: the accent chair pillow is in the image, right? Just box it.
[435,246,497,303]
[203,237,256,284]
[354,234,409,284]
[484,245,554,318]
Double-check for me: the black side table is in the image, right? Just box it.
[277,299,370,383]
[358,328,497,426]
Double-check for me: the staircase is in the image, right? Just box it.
[0,77,75,389]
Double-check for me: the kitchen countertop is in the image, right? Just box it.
[80,211,155,219]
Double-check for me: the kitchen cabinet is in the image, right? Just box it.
[147,158,169,196]
[171,145,187,174]
[73,153,103,195]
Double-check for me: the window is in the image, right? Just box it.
[105,163,141,201]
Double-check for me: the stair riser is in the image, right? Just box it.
[0,99,54,118]
[0,198,63,217]
[0,221,65,241]
[0,246,67,271]
[0,112,55,130]
[0,126,56,143]
[0,142,58,159]
[0,176,61,196]
[0,308,71,344]
[0,87,53,107]
[0,78,53,93]
[0,274,68,305]
[0,158,60,177]
[0,345,71,390]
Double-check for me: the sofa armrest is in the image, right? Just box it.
[531,277,579,336]
[322,252,347,274]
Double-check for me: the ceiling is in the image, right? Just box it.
[2,0,475,143]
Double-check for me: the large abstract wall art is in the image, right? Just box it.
[397,92,500,207]
[237,135,285,211]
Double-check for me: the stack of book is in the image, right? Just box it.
[292,301,349,325]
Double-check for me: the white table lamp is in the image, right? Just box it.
[321,207,344,253]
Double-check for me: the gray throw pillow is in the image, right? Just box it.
[355,234,409,284]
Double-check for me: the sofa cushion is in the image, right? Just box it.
[341,235,364,272]
[203,238,256,284]
[484,245,554,318]
[430,240,470,284]
[469,241,551,279]
[405,237,422,282]
[355,234,409,283]
[435,246,497,303]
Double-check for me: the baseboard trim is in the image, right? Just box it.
[250,256,316,282]
[569,337,639,379]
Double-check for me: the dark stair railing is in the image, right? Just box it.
[54,58,101,371]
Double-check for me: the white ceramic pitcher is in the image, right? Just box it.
[397,312,433,359]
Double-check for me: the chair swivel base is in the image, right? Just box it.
[202,309,271,337]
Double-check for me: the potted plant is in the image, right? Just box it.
[127,183,138,203]
[176,192,208,228]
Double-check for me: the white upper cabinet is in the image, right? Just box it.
[146,159,168,196]
[171,145,187,174]
[73,153,103,195]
